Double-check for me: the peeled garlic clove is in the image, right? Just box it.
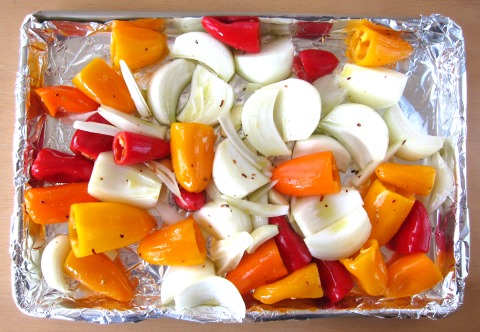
[41,234,71,293]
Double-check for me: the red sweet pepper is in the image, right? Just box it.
[269,215,312,273]
[201,16,260,53]
[293,49,339,83]
[112,131,170,165]
[294,21,333,39]
[30,148,94,183]
[387,201,432,254]
[315,259,354,303]
[174,187,207,212]
[70,113,113,160]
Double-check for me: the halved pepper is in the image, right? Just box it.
[253,263,323,304]
[201,16,260,53]
[363,179,416,246]
[226,239,289,295]
[340,239,388,296]
[111,24,168,70]
[387,201,432,254]
[68,202,156,257]
[64,251,134,302]
[24,182,98,224]
[271,151,341,196]
[34,85,99,117]
[137,217,206,266]
[112,131,170,165]
[345,19,413,67]
[268,216,312,273]
[70,113,114,160]
[375,163,436,196]
[111,18,166,31]
[385,252,443,298]
[315,259,354,303]
[30,148,94,183]
[170,122,215,193]
[293,49,339,83]
[72,58,136,114]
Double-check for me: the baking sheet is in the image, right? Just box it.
[11,12,469,323]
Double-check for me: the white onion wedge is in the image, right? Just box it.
[249,192,269,229]
[73,120,121,137]
[174,276,246,322]
[268,188,290,206]
[98,105,167,139]
[210,231,253,274]
[161,259,215,305]
[177,65,234,125]
[292,187,364,237]
[147,59,196,125]
[338,63,408,110]
[147,161,182,198]
[242,88,291,157]
[88,152,162,209]
[221,195,289,218]
[193,199,252,240]
[220,104,243,137]
[218,113,269,170]
[119,59,152,118]
[293,135,352,173]
[234,37,294,84]
[171,32,235,82]
[312,73,347,115]
[304,206,371,260]
[319,103,389,169]
[423,152,455,213]
[383,103,445,161]
[41,234,71,293]
[212,138,270,198]
[247,225,279,254]
[266,78,322,141]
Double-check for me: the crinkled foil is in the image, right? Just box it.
[12,12,469,323]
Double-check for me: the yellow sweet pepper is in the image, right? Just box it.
[385,253,443,298]
[170,122,215,193]
[363,179,416,246]
[252,263,323,304]
[111,23,168,70]
[340,239,388,296]
[375,163,436,196]
[345,19,413,67]
[68,202,156,257]
[72,58,136,113]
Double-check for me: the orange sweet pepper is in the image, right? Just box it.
[345,19,413,67]
[137,217,206,266]
[68,202,156,257]
[111,23,168,70]
[375,163,436,196]
[64,251,134,302]
[340,239,388,296]
[170,122,215,193]
[72,58,136,113]
[385,253,443,298]
[34,85,99,117]
[24,182,98,225]
[364,179,416,246]
[253,263,323,304]
[111,18,166,31]
[226,239,289,295]
[271,151,341,196]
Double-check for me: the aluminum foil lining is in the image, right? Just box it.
[12,13,469,323]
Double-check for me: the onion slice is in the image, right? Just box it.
[119,59,152,118]
[73,120,121,136]
[221,195,289,218]
[98,105,167,139]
